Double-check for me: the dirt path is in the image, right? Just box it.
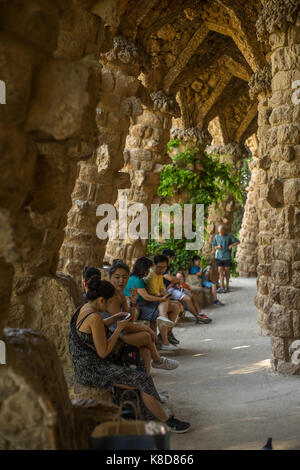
[153,277,300,450]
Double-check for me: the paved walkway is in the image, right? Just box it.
[153,277,300,450]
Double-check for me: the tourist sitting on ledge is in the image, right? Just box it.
[145,254,182,349]
[107,259,179,372]
[68,276,190,432]
[189,255,224,306]
[123,257,178,352]
[160,251,212,324]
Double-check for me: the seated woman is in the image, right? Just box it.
[68,276,190,432]
[189,255,224,306]
[123,256,179,351]
[107,259,179,372]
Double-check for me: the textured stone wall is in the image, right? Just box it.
[58,36,143,285]
[0,1,104,341]
[236,134,259,277]
[0,327,118,450]
[104,92,180,267]
[255,1,300,373]
[236,158,260,277]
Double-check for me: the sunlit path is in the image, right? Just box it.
[152,277,300,450]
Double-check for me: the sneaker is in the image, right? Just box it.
[166,415,191,433]
[214,300,225,306]
[152,356,179,370]
[184,310,193,316]
[158,393,169,404]
[157,316,175,327]
[223,288,230,293]
[217,287,225,293]
[168,331,180,345]
[196,313,212,324]
[161,343,177,351]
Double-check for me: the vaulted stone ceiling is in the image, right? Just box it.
[115,0,269,143]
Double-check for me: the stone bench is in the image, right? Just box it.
[0,328,118,450]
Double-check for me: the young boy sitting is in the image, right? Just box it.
[189,255,224,306]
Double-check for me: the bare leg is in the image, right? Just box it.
[218,266,224,289]
[225,267,230,289]
[140,346,151,374]
[191,292,203,313]
[182,295,198,318]
[113,384,169,422]
[159,323,169,345]
[122,331,162,364]
[158,299,169,318]
[211,283,217,301]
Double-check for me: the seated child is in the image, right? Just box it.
[189,255,224,306]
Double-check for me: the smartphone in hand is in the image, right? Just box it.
[120,313,131,322]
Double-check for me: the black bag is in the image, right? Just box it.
[119,343,140,367]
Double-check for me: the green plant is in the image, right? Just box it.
[147,138,244,271]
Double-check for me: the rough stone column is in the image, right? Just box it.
[202,143,250,262]
[236,157,260,276]
[255,0,300,373]
[1,0,104,368]
[58,37,143,285]
[104,92,180,267]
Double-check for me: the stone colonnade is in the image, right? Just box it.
[58,37,143,285]
[255,3,300,372]
[104,92,180,267]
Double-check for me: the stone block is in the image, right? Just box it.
[280,286,300,309]
[27,58,100,140]
[284,179,300,205]
[272,239,294,262]
[270,336,286,360]
[0,328,76,450]
[267,303,293,337]
[271,260,290,285]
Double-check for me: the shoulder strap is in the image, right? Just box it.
[76,311,97,329]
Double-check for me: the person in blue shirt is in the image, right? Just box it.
[123,256,179,351]
[189,256,224,306]
[212,224,240,293]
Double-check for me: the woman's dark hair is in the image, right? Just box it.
[86,276,115,301]
[109,259,130,277]
[162,249,175,258]
[131,256,153,278]
[154,254,168,265]
[82,266,101,281]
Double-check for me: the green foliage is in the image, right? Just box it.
[147,139,246,276]
[158,141,244,215]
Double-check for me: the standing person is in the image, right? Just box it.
[68,276,190,432]
[162,250,212,324]
[107,259,179,372]
[212,224,240,293]
[189,256,224,306]
[123,257,177,351]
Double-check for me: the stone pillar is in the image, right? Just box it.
[58,37,143,285]
[236,157,260,276]
[1,1,105,371]
[202,143,250,262]
[255,0,300,373]
[104,92,180,267]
